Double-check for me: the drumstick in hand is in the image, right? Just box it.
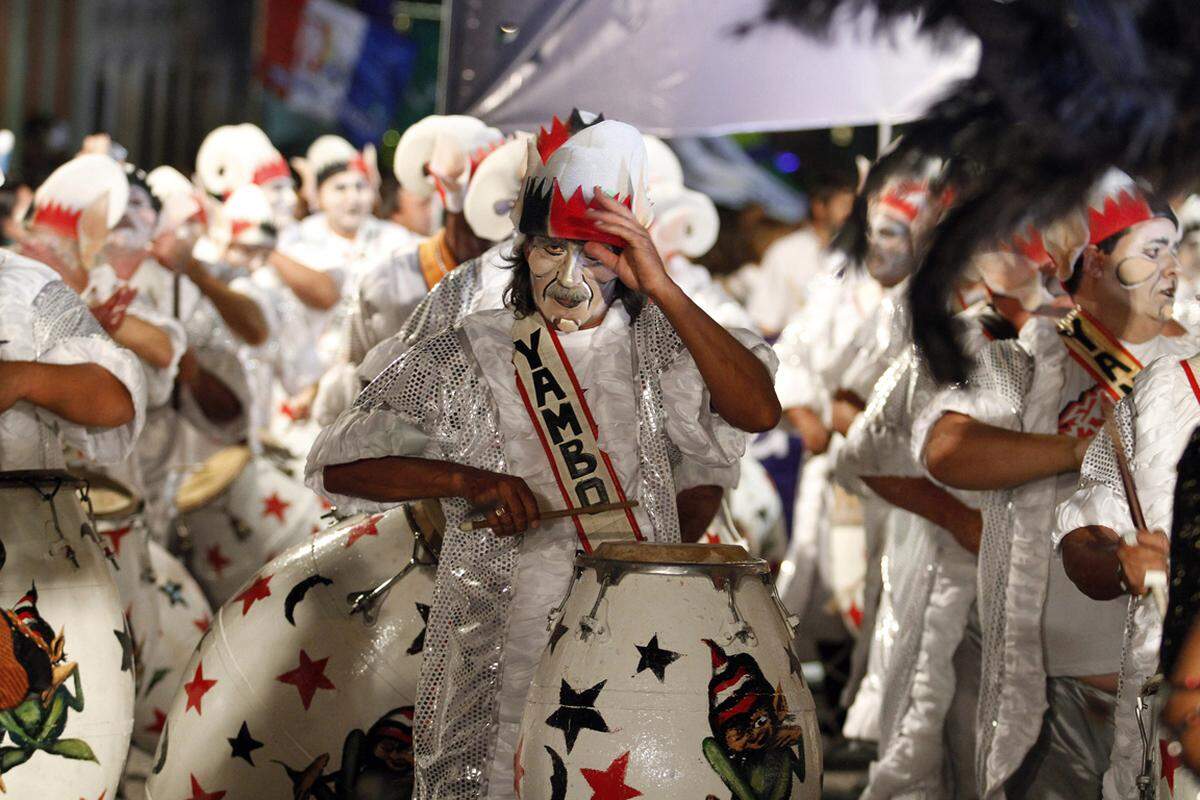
[1103,412,1168,614]
[459,500,639,532]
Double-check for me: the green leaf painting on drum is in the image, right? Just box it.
[700,639,807,800]
[0,582,97,788]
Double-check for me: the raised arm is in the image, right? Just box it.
[268,250,339,311]
[151,236,269,347]
[923,411,1089,490]
[0,361,134,428]
[584,191,781,433]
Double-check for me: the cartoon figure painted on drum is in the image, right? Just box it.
[277,706,415,799]
[700,639,806,800]
[0,583,96,787]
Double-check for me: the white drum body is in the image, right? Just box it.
[178,453,326,605]
[0,472,134,797]
[516,543,821,800]
[145,503,438,800]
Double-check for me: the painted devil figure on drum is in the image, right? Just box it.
[0,157,147,797]
[308,116,782,799]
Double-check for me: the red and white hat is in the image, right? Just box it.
[293,134,377,208]
[462,135,532,242]
[1085,168,1163,246]
[221,184,276,248]
[31,153,129,239]
[238,124,293,189]
[701,639,775,730]
[195,125,254,199]
[148,166,206,232]
[513,116,652,248]
[392,114,504,200]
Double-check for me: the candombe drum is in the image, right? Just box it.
[145,500,443,800]
[516,543,821,800]
[0,471,134,796]
[174,444,326,605]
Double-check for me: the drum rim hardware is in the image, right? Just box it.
[346,502,442,626]
[2,470,88,568]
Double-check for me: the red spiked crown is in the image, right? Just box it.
[1087,188,1154,246]
[1010,226,1050,265]
[252,157,291,187]
[536,116,573,165]
[31,202,84,239]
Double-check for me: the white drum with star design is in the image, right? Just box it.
[0,472,135,799]
[144,501,440,800]
[516,543,821,800]
[174,445,327,607]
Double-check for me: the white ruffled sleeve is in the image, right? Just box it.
[1053,399,1131,548]
[39,336,148,465]
[910,380,1022,479]
[663,327,778,491]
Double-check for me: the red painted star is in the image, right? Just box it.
[702,531,721,544]
[206,544,232,576]
[101,525,132,557]
[262,492,291,523]
[276,649,336,710]
[193,615,211,633]
[186,774,226,800]
[79,791,105,800]
[184,661,218,715]
[1160,738,1181,794]
[320,497,333,511]
[513,736,525,798]
[580,751,642,800]
[146,707,167,734]
[233,573,273,616]
[345,514,382,548]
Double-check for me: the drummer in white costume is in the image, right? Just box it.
[307,118,780,799]
[914,170,1195,798]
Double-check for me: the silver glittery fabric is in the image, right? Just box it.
[31,279,108,352]
[355,303,686,800]
[969,340,1035,790]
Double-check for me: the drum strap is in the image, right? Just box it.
[1181,357,1200,407]
[417,229,457,290]
[1056,306,1143,401]
[510,313,642,552]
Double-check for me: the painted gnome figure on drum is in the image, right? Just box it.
[309,117,781,799]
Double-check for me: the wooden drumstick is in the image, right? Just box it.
[458,500,639,532]
[1104,414,1167,614]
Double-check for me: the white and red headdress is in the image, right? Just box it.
[195,124,292,200]
[31,153,129,239]
[1085,168,1163,246]
[238,124,293,190]
[220,184,276,248]
[147,165,206,232]
[641,134,719,259]
[513,116,652,248]
[293,134,377,208]
[392,115,505,202]
[462,134,533,242]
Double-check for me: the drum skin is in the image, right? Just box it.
[178,453,327,607]
[516,544,821,800]
[0,474,134,798]
[145,504,436,800]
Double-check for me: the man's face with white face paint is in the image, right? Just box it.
[102,185,156,275]
[319,170,374,237]
[1106,216,1179,322]
[526,236,621,332]
[865,205,915,287]
[262,177,299,230]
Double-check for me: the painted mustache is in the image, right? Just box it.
[544,281,593,309]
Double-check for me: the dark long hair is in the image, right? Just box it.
[501,241,646,321]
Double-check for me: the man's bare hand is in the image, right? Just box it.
[1117,529,1169,596]
[584,189,673,299]
[786,406,831,455]
[456,468,541,537]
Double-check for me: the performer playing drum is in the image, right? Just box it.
[308,116,781,799]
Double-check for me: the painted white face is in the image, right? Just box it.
[261,177,299,231]
[865,206,915,286]
[1108,217,1179,322]
[225,242,271,272]
[527,236,620,332]
[318,170,374,237]
[102,185,155,274]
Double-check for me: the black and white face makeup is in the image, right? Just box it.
[1108,217,1180,322]
[526,236,620,332]
[318,170,374,237]
[865,206,915,287]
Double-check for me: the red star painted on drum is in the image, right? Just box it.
[186,774,227,800]
[100,525,132,557]
[513,736,525,798]
[193,615,211,633]
[206,544,231,576]
[702,531,721,544]
[276,649,335,710]
[184,661,218,715]
[580,751,642,800]
[262,492,291,522]
[279,401,299,421]
[233,573,273,615]
[1161,738,1180,793]
[345,514,382,548]
[146,707,167,734]
[320,497,333,511]
[81,790,106,800]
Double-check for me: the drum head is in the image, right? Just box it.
[407,498,446,554]
[72,470,139,520]
[175,446,252,513]
[592,541,753,565]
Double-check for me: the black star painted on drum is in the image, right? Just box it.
[113,626,134,672]
[545,679,609,753]
[548,620,569,654]
[228,721,264,765]
[634,634,681,682]
[159,580,186,607]
[407,603,430,655]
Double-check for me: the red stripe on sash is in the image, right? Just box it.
[1182,359,1200,407]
